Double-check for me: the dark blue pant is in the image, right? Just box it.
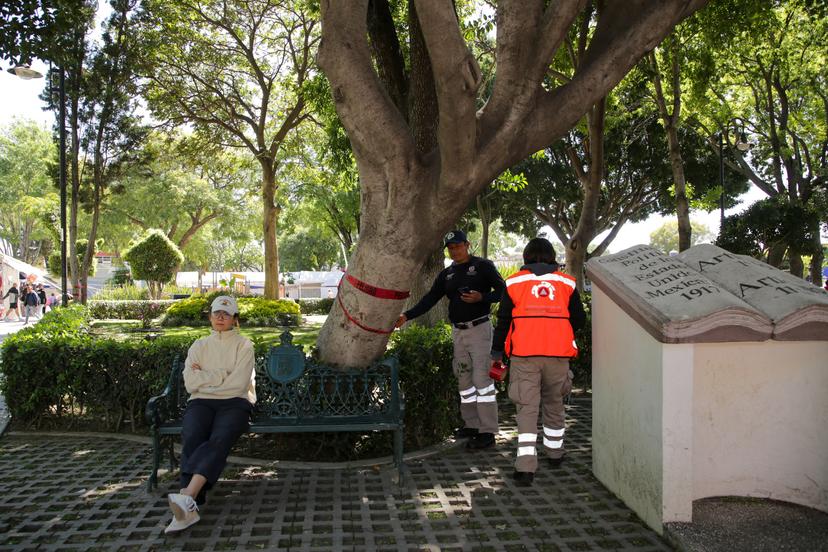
[180,398,251,501]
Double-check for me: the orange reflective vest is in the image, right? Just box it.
[504,270,578,358]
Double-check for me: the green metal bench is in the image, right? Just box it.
[145,332,405,490]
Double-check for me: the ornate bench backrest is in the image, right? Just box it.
[163,332,400,423]
[253,359,399,420]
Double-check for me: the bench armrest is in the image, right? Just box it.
[145,355,184,427]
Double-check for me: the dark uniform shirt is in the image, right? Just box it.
[404,255,506,324]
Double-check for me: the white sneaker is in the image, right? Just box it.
[168,492,198,521]
[164,510,200,534]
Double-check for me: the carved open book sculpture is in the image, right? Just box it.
[586,244,828,343]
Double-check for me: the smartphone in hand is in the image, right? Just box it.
[458,286,471,294]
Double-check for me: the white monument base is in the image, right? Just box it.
[592,286,828,534]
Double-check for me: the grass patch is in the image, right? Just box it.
[89,319,324,350]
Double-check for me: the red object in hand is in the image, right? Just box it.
[489,361,508,382]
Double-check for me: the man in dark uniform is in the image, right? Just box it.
[396,230,506,449]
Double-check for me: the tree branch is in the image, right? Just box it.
[412,0,481,180]
[318,0,414,167]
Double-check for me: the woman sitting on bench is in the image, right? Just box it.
[165,295,256,534]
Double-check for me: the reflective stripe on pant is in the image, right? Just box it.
[508,356,569,473]
[452,322,498,434]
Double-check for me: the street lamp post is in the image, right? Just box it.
[8,64,68,307]
[57,68,68,307]
[718,128,753,234]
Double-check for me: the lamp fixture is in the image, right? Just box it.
[7,65,44,80]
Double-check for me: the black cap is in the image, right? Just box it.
[443,230,468,247]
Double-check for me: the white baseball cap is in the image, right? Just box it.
[211,295,239,315]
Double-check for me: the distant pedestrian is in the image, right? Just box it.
[164,296,256,534]
[22,284,41,324]
[3,283,21,321]
[36,284,47,315]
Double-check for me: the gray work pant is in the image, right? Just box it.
[508,356,571,473]
[452,322,498,434]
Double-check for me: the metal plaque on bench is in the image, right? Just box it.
[267,331,305,383]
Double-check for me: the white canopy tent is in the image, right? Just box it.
[0,252,62,299]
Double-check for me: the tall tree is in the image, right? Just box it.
[138,0,321,299]
[106,133,254,254]
[316,0,711,365]
[700,0,827,283]
[72,0,146,303]
[501,100,739,289]
[0,119,58,264]
[649,219,715,254]
[283,127,360,264]
[646,33,694,251]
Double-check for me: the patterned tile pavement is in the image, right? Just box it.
[0,399,670,551]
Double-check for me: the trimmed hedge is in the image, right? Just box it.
[296,298,334,315]
[571,291,592,390]
[388,323,459,447]
[87,300,176,326]
[0,306,198,430]
[160,292,300,327]
[0,310,459,455]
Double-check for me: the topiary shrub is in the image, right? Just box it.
[159,295,210,326]
[122,229,184,299]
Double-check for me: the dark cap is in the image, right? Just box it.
[443,230,468,247]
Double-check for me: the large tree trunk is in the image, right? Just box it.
[79,190,101,305]
[317,0,710,366]
[261,161,280,299]
[767,243,786,267]
[809,236,824,287]
[788,251,804,278]
[648,42,692,252]
[316,161,453,365]
[565,98,606,290]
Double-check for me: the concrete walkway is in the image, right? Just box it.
[0,399,674,551]
[0,318,28,437]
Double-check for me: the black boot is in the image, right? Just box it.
[549,455,565,469]
[466,432,495,450]
[453,427,479,439]
[512,471,534,487]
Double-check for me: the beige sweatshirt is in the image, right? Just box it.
[183,328,257,404]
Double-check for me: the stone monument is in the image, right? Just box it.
[585,244,828,534]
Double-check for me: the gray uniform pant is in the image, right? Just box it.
[452,322,498,434]
[508,356,571,472]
